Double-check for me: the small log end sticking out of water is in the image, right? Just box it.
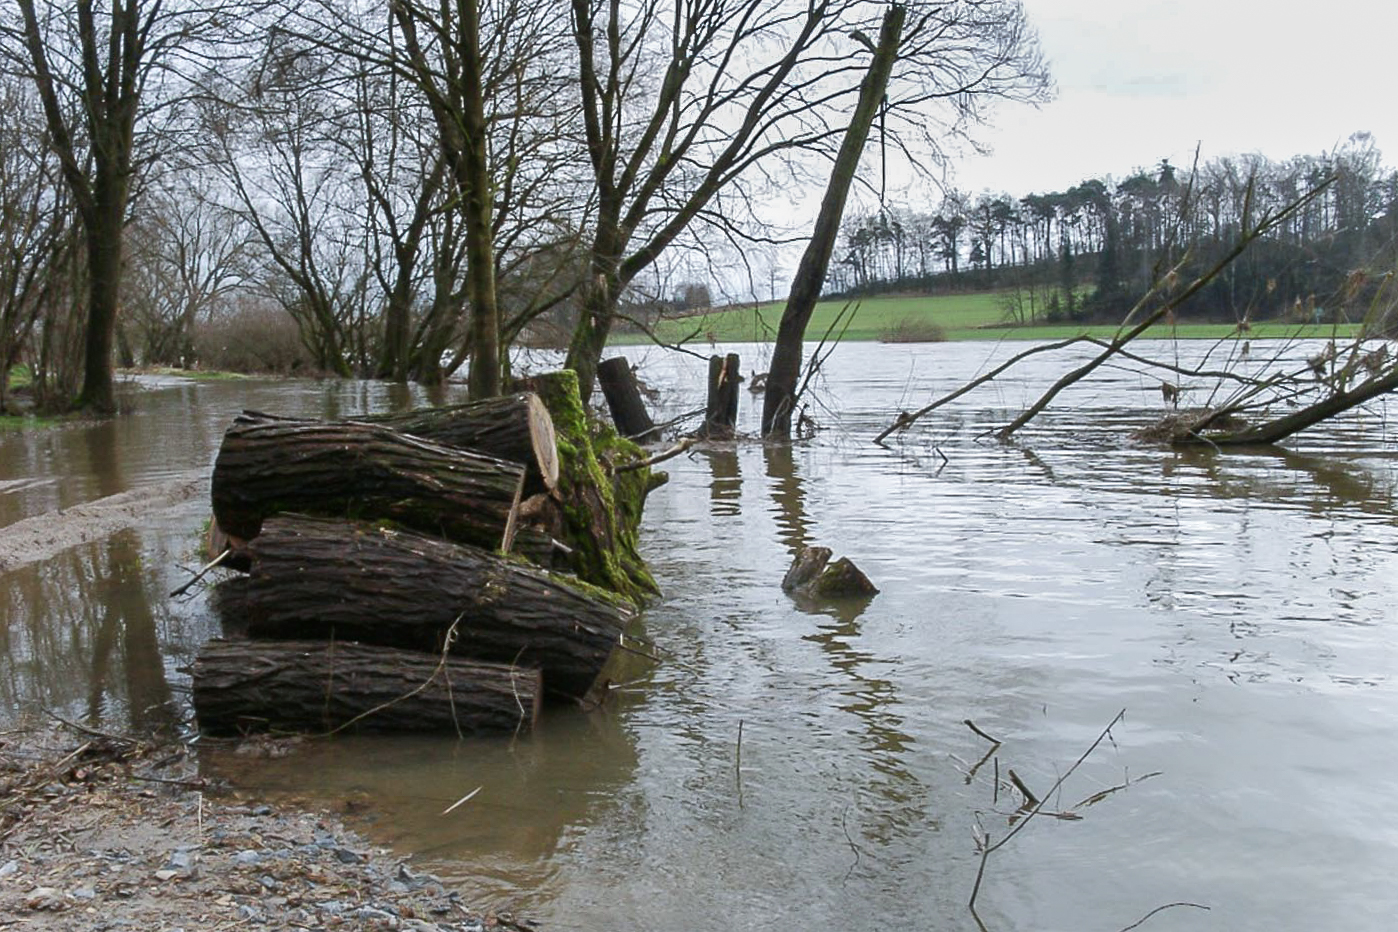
[597,357,662,444]
[781,545,879,598]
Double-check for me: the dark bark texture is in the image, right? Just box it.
[215,515,633,700]
[211,414,525,550]
[192,638,541,736]
[699,353,741,439]
[597,357,661,442]
[360,392,559,495]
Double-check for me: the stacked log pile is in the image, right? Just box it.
[192,380,656,738]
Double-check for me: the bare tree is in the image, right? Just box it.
[0,74,69,411]
[121,178,254,366]
[762,4,906,438]
[1,1,253,412]
[560,0,1049,399]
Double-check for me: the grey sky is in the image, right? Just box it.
[950,0,1394,195]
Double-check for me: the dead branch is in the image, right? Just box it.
[994,180,1329,440]
[874,336,1091,444]
[613,437,698,473]
[1115,902,1211,932]
[969,709,1126,918]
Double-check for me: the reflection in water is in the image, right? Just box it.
[765,441,924,850]
[201,704,641,899]
[702,444,742,517]
[762,441,811,557]
[4,351,1398,930]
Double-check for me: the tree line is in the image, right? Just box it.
[830,132,1398,326]
[0,0,1047,417]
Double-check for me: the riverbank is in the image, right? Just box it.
[0,723,527,931]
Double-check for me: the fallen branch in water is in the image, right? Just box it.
[613,437,698,473]
[969,709,1126,922]
[1115,901,1211,932]
[170,547,232,597]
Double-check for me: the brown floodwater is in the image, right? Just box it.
[3,342,1398,931]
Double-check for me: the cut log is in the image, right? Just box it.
[191,638,541,737]
[211,415,525,551]
[215,515,634,701]
[699,353,741,439]
[597,357,662,443]
[358,392,560,495]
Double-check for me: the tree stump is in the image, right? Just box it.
[782,545,878,598]
[215,515,633,701]
[514,370,661,604]
[699,353,741,439]
[211,414,526,551]
[192,638,541,736]
[597,357,662,443]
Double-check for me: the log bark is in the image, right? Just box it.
[699,353,741,439]
[215,515,633,701]
[597,357,661,443]
[192,638,540,737]
[359,392,559,494]
[211,414,525,551]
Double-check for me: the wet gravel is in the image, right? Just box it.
[0,728,538,931]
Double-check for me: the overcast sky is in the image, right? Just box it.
[947,0,1395,196]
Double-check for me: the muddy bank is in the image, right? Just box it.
[0,470,206,572]
[0,726,535,931]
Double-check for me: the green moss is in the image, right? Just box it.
[521,370,659,606]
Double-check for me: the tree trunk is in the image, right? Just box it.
[215,515,632,701]
[761,5,905,437]
[699,353,741,439]
[514,370,661,603]
[359,392,560,495]
[192,638,541,736]
[211,414,525,550]
[597,356,661,442]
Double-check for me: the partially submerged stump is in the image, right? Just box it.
[698,353,741,440]
[357,392,560,495]
[216,515,633,701]
[782,545,879,598]
[211,414,526,551]
[192,638,541,737]
[597,357,662,443]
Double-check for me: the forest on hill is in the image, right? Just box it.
[827,133,1397,329]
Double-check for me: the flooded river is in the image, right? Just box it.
[3,340,1397,931]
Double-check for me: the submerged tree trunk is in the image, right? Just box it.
[762,5,905,438]
[192,638,541,737]
[215,515,632,701]
[211,414,525,549]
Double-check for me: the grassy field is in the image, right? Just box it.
[613,292,1364,345]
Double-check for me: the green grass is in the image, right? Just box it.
[0,414,65,432]
[134,366,251,381]
[612,292,1365,346]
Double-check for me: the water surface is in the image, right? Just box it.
[3,342,1397,931]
